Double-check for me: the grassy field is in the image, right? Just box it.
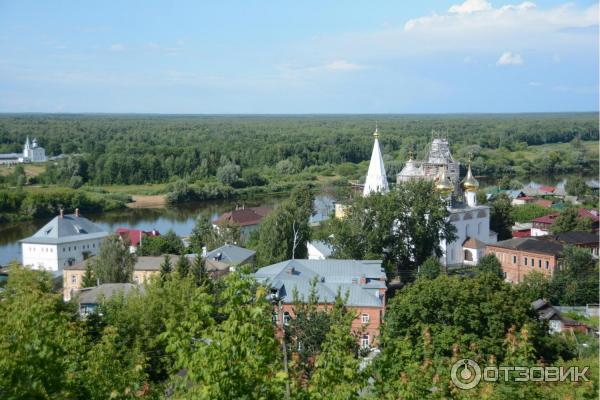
[0,163,46,177]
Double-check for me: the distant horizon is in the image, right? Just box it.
[0,110,600,117]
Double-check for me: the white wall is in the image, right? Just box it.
[22,237,104,272]
[307,242,326,260]
[440,207,496,266]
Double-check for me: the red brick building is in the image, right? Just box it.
[486,238,563,284]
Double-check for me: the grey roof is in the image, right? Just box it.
[20,214,108,244]
[204,244,255,266]
[309,240,334,257]
[0,153,20,160]
[489,237,563,256]
[76,283,139,304]
[547,231,599,245]
[255,259,386,308]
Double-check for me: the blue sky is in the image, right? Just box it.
[0,0,597,113]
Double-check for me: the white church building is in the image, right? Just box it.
[363,130,497,267]
[20,209,108,274]
[0,136,47,165]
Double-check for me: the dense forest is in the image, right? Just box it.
[0,113,597,188]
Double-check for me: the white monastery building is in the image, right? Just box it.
[0,136,47,165]
[364,130,497,267]
[20,209,108,274]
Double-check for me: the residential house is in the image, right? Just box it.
[213,206,271,240]
[255,259,387,348]
[531,208,599,236]
[486,237,564,284]
[74,283,139,316]
[63,255,176,300]
[116,227,160,253]
[532,299,590,334]
[200,243,256,275]
[544,231,599,258]
[20,209,108,274]
[307,240,334,260]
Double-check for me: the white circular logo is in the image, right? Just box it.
[451,359,481,390]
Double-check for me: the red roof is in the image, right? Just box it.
[214,207,272,227]
[539,185,556,194]
[534,199,553,208]
[531,209,600,225]
[116,228,160,247]
[512,229,531,238]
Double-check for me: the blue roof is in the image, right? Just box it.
[20,214,108,244]
[255,259,386,308]
[204,244,255,265]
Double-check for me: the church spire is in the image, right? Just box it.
[363,124,389,197]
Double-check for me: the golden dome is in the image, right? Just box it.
[461,163,479,192]
[435,167,454,194]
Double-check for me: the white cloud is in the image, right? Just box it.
[448,0,492,14]
[496,51,523,65]
[321,60,365,71]
[109,43,125,52]
[528,81,543,86]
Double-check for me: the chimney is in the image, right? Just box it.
[75,208,80,217]
[286,266,295,275]
[359,274,367,285]
[59,208,64,218]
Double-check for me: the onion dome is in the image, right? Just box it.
[435,167,454,195]
[461,162,479,192]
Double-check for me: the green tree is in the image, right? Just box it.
[88,235,136,284]
[516,271,550,303]
[191,254,211,289]
[328,180,456,280]
[164,273,285,398]
[216,163,241,186]
[477,253,504,279]
[82,262,97,287]
[308,294,366,400]
[565,175,590,197]
[490,193,514,240]
[550,207,593,234]
[78,326,148,400]
[160,254,173,281]
[0,264,85,399]
[549,245,599,305]
[189,216,218,253]
[256,186,314,265]
[417,256,443,280]
[175,254,191,277]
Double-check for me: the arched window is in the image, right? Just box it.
[464,249,473,262]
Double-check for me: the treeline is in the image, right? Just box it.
[0,188,127,222]
[0,113,597,187]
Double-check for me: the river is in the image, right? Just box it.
[0,192,338,266]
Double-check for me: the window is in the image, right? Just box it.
[477,222,482,235]
[464,249,473,262]
[283,312,291,326]
[68,247,71,251]
[361,335,370,349]
[465,225,469,237]
[63,247,66,252]
[513,255,517,264]
[545,261,549,269]
[538,260,542,268]
[531,258,534,267]
[71,275,77,285]
[361,314,370,324]
[272,312,278,323]
[74,246,77,250]
[524,257,528,265]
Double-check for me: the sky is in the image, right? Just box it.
[0,0,598,113]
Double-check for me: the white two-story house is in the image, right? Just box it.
[20,209,108,274]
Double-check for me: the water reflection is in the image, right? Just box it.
[0,193,336,266]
